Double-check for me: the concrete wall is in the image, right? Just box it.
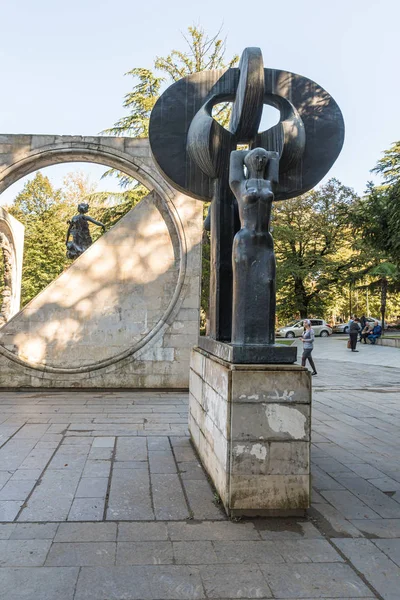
[0,136,203,388]
[376,337,400,348]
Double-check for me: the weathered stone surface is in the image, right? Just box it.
[231,366,311,403]
[106,468,153,520]
[10,523,58,540]
[74,566,204,600]
[116,541,173,565]
[55,522,117,543]
[0,138,203,389]
[230,474,310,511]
[0,539,51,566]
[46,542,116,566]
[200,564,273,598]
[0,207,24,322]
[0,567,79,600]
[189,349,311,516]
[261,563,371,598]
[231,402,310,441]
[68,498,105,521]
[118,522,168,542]
[151,474,190,520]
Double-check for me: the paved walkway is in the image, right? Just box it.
[0,340,399,599]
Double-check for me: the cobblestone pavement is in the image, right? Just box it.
[0,349,400,598]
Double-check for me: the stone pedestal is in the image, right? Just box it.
[189,347,311,517]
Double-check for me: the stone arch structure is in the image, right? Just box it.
[0,135,203,388]
[0,207,24,325]
[0,135,173,200]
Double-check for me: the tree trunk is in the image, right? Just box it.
[380,277,387,335]
[349,284,352,317]
[294,278,308,318]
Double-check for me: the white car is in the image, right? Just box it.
[333,317,382,334]
[276,319,332,338]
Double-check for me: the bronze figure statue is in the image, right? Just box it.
[66,203,105,260]
[229,148,279,346]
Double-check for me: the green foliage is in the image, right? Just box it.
[7,173,73,305]
[273,179,359,320]
[372,140,400,184]
[348,158,400,328]
[104,25,238,142]
[368,140,400,263]
[102,69,164,139]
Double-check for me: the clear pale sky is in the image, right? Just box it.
[0,0,397,204]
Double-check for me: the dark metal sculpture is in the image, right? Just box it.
[149,47,344,363]
[230,148,279,347]
[66,203,105,260]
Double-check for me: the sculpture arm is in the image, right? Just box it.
[229,150,247,192]
[85,216,106,229]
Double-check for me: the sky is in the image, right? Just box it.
[0,0,398,205]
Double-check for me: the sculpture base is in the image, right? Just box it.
[189,347,311,517]
[197,336,297,364]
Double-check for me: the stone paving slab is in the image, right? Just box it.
[335,538,400,600]
[261,563,373,598]
[0,566,79,600]
[1,373,400,599]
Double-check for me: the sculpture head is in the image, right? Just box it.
[244,148,269,177]
[78,203,89,214]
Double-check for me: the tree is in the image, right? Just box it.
[348,179,400,330]
[273,179,359,320]
[370,141,400,262]
[104,26,238,140]
[7,173,71,305]
[372,140,400,184]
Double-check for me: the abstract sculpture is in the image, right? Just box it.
[66,203,105,260]
[149,47,344,363]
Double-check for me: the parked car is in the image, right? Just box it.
[276,319,332,338]
[333,317,382,334]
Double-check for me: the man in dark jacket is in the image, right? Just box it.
[368,322,382,344]
[349,318,361,352]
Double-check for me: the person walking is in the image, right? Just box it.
[349,318,361,352]
[300,319,317,376]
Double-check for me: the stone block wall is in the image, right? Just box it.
[189,347,312,516]
[0,191,203,388]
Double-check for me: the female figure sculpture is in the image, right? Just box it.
[229,148,279,346]
[66,203,106,260]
